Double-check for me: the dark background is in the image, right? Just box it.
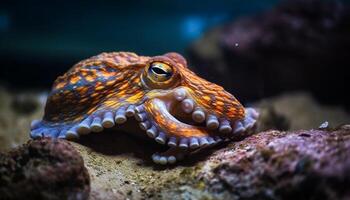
[0,0,348,108]
[0,0,280,88]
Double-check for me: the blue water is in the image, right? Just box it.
[0,0,280,59]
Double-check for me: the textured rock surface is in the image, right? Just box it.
[255,92,350,131]
[188,0,350,108]
[199,127,350,200]
[0,138,90,200]
[71,132,188,199]
[0,87,45,151]
[69,125,350,200]
[0,87,349,199]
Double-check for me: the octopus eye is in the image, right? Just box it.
[148,62,173,82]
[142,61,179,89]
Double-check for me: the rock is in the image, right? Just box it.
[159,127,350,200]
[70,131,189,200]
[0,87,349,199]
[187,0,350,108]
[67,125,350,200]
[215,129,350,199]
[11,92,45,114]
[0,138,90,200]
[0,87,45,151]
[254,92,350,131]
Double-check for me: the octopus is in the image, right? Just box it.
[30,52,259,165]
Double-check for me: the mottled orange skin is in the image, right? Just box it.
[44,52,245,138]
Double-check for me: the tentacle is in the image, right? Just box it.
[138,87,259,164]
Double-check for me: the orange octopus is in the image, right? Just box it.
[30,52,259,165]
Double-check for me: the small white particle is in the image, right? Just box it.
[319,121,329,129]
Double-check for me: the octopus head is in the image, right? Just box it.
[133,53,257,162]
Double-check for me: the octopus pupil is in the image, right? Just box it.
[150,66,171,77]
